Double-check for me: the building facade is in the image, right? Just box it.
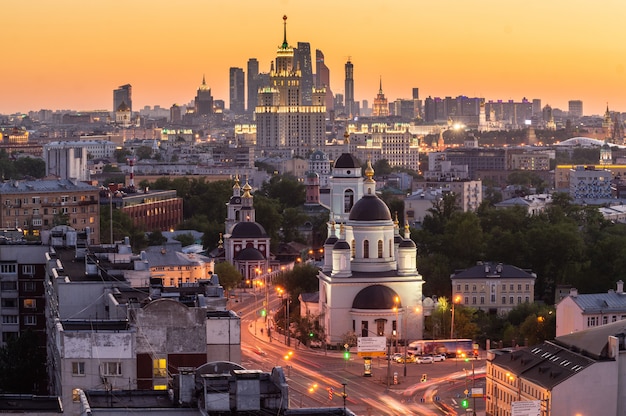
[451,262,536,314]
[318,155,424,345]
[113,84,132,115]
[555,281,626,336]
[229,67,245,114]
[0,179,100,244]
[487,319,626,416]
[254,16,326,158]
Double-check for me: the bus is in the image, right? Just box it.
[407,339,478,358]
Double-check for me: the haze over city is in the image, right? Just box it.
[3,0,626,116]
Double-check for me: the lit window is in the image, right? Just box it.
[23,299,36,309]
[153,358,167,378]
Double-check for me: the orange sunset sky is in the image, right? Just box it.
[2,0,626,116]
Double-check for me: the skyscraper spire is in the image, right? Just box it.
[379,76,383,94]
[281,15,289,49]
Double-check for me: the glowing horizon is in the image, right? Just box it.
[2,1,625,116]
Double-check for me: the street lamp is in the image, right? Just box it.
[450,295,462,339]
[276,286,290,346]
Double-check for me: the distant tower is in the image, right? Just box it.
[127,157,136,189]
[170,104,181,123]
[316,49,334,111]
[527,125,538,146]
[600,140,612,166]
[295,42,314,105]
[568,100,583,118]
[254,16,325,157]
[603,104,614,140]
[478,99,487,130]
[344,59,355,117]
[113,84,132,116]
[372,77,389,117]
[247,58,260,113]
[229,67,245,114]
[194,75,213,116]
[305,172,321,205]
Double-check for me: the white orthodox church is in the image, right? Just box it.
[223,177,271,282]
[318,153,424,345]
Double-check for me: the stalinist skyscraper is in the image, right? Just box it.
[255,16,326,158]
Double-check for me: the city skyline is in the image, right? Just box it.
[3,0,626,116]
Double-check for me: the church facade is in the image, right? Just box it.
[318,153,424,346]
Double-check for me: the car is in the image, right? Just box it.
[387,353,403,361]
[309,340,322,348]
[415,355,434,364]
[432,354,446,362]
[396,355,415,363]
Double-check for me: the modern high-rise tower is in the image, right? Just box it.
[255,16,326,158]
[344,59,355,118]
[295,42,314,105]
[229,67,245,114]
[247,58,260,113]
[568,100,583,118]
[194,75,213,116]
[113,84,132,115]
[315,49,334,111]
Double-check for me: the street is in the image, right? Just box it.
[231,289,487,416]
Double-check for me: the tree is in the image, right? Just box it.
[259,174,306,209]
[174,232,196,247]
[214,261,243,291]
[146,230,167,246]
[0,330,46,393]
[372,159,392,175]
[14,157,45,178]
[135,146,153,160]
[114,148,132,163]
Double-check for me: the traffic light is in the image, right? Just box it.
[309,332,314,337]
[261,309,266,317]
[343,349,350,360]
[461,399,468,408]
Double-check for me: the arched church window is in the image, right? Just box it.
[363,240,369,258]
[378,240,383,258]
[344,189,354,213]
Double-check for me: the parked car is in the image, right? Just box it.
[310,340,322,348]
[432,354,446,362]
[415,355,434,364]
[387,353,403,361]
[397,355,415,363]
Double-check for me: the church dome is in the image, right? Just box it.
[334,153,360,169]
[333,240,351,250]
[235,247,266,261]
[349,194,392,221]
[352,285,400,309]
[399,238,416,248]
[231,222,267,238]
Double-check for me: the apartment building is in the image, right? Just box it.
[0,179,100,244]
